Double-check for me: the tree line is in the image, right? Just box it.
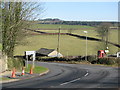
[38,18,118,27]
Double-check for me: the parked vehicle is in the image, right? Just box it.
[97,50,106,58]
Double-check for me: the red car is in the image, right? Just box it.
[98,50,106,58]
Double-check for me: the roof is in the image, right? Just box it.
[48,53,63,57]
[36,48,55,56]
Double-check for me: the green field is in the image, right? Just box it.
[31,24,118,43]
[14,24,119,56]
[29,24,95,30]
[14,34,118,56]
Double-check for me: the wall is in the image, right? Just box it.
[0,51,8,73]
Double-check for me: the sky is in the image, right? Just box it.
[39,2,118,21]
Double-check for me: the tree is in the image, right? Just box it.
[97,23,112,50]
[1,2,43,57]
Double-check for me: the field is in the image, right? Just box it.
[14,34,118,56]
[14,23,119,56]
[30,24,118,43]
[29,24,95,30]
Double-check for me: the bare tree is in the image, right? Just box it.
[97,23,112,49]
[1,2,44,57]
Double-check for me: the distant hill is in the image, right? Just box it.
[38,18,118,27]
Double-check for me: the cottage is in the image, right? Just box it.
[36,48,63,57]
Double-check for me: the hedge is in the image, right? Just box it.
[97,57,120,65]
[87,55,97,64]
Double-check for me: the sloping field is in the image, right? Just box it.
[29,24,118,44]
[14,24,118,56]
[14,34,118,56]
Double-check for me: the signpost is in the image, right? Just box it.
[84,31,88,61]
[117,52,120,58]
[105,47,109,56]
[25,51,36,68]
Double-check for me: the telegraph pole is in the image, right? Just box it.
[84,31,88,61]
[57,26,61,57]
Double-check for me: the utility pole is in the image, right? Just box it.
[84,31,88,61]
[57,26,61,57]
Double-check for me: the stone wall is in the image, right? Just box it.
[0,51,8,73]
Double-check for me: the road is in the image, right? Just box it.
[2,61,119,89]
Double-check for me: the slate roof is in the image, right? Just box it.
[36,48,55,56]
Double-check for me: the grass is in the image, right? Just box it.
[29,24,95,30]
[0,44,2,50]
[36,29,98,38]
[36,29,118,44]
[14,34,118,56]
[25,64,48,74]
[0,64,48,81]
[14,24,118,56]
[109,30,118,44]
[32,24,118,44]
[0,77,11,81]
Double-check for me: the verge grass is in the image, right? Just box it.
[25,64,48,74]
[0,64,48,81]
[0,44,2,50]
[0,77,11,81]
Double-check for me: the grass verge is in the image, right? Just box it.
[0,64,49,81]
[0,77,10,81]
[0,44,2,50]
[25,64,49,74]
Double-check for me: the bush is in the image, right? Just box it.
[87,55,97,64]
[37,57,67,61]
[7,57,25,70]
[97,57,119,65]
[70,56,82,61]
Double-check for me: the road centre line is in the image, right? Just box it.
[60,77,81,85]
[84,72,89,76]
[60,72,89,86]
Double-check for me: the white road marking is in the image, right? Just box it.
[60,77,81,85]
[60,71,89,86]
[84,72,89,76]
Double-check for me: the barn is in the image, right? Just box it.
[36,48,63,57]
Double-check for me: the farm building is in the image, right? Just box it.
[36,48,63,57]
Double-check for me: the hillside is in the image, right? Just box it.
[14,23,119,56]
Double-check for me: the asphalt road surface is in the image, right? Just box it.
[2,61,119,89]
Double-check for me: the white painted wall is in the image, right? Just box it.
[48,50,63,57]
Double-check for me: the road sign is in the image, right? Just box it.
[105,50,109,53]
[25,51,36,68]
[117,52,120,57]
